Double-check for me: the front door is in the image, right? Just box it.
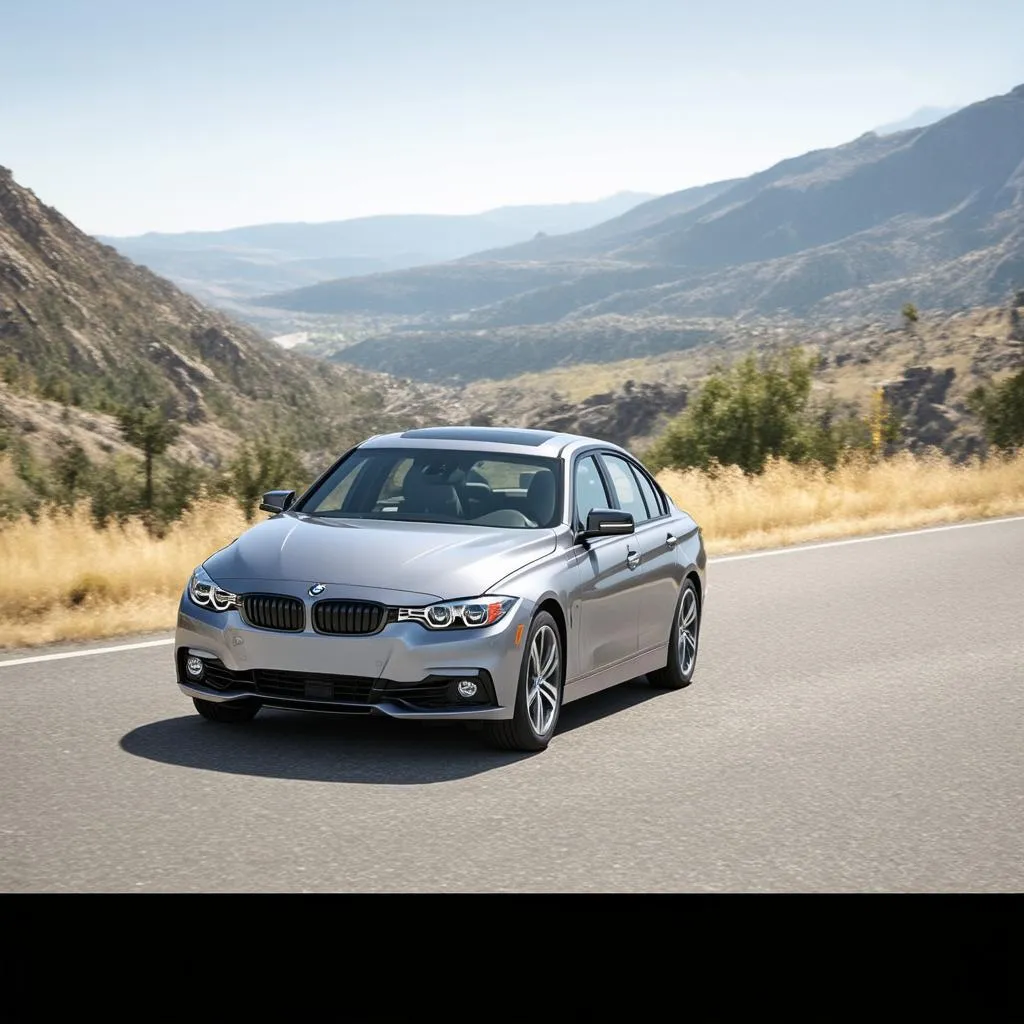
[568,454,641,680]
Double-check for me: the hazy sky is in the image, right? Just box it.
[3,0,1022,235]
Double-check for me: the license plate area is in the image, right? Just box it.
[304,681,333,700]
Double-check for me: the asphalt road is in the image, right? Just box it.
[2,517,1022,892]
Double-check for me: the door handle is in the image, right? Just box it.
[666,533,678,548]
[626,550,640,570]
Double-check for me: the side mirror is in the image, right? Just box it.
[259,489,296,514]
[582,508,634,539]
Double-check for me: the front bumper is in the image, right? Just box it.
[175,592,533,721]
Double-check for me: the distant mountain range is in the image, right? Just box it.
[96,192,656,304]
[873,105,962,134]
[240,84,1024,382]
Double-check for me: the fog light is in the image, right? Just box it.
[185,655,205,680]
[456,679,478,699]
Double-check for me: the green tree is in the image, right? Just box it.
[88,454,144,527]
[155,456,213,527]
[115,401,181,522]
[0,436,47,520]
[53,436,92,507]
[645,348,874,474]
[901,302,919,329]
[13,438,51,496]
[226,437,308,520]
[969,368,1024,449]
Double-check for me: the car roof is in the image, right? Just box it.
[358,425,632,459]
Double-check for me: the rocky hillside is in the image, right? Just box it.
[253,84,1024,384]
[0,166,472,470]
[457,297,1024,459]
[467,379,691,452]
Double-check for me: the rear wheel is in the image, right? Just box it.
[485,611,563,752]
[648,578,700,690]
[193,697,261,723]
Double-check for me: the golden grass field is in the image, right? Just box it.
[2,450,1023,650]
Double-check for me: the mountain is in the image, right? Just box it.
[254,179,740,317]
[463,179,741,263]
[251,84,1024,383]
[0,166,469,471]
[96,192,656,305]
[873,106,961,134]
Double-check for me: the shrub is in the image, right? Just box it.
[969,368,1024,450]
[644,348,875,474]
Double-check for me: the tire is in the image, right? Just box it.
[484,611,563,752]
[193,697,261,723]
[648,578,701,690]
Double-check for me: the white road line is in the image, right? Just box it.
[0,638,173,668]
[709,514,1024,564]
[1,513,1022,669]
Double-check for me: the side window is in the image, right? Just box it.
[574,455,611,527]
[602,455,650,523]
[631,464,664,519]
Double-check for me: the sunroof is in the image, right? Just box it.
[399,426,558,447]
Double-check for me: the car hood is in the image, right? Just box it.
[203,513,557,601]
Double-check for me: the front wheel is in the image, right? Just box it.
[193,697,261,723]
[648,578,701,690]
[484,611,563,752]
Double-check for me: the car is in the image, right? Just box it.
[175,426,707,751]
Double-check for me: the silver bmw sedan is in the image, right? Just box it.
[175,426,707,752]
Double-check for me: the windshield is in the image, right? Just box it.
[295,448,564,529]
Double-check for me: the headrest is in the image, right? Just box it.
[525,468,557,526]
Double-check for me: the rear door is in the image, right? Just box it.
[598,453,681,656]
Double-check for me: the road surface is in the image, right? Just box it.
[2,517,1022,892]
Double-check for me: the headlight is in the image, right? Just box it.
[397,596,518,630]
[188,566,239,613]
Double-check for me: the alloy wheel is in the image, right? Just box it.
[677,587,698,676]
[527,623,560,736]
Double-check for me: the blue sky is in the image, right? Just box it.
[3,0,1022,235]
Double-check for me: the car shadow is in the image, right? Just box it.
[120,678,666,785]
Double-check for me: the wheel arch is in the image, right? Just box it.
[685,569,703,611]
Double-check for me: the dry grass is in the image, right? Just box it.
[658,450,1024,554]
[2,451,1023,650]
[0,497,249,650]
